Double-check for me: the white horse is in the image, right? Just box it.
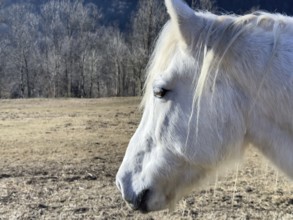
[116,0,293,213]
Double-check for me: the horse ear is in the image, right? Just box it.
[165,0,202,45]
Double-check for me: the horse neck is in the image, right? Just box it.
[246,103,293,178]
[236,45,293,178]
[195,12,293,178]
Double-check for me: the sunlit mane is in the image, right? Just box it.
[140,21,178,109]
[141,10,292,111]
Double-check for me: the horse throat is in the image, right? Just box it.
[246,102,293,178]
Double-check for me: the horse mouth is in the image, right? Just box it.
[131,188,176,214]
[132,189,150,213]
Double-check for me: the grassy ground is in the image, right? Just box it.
[0,98,293,219]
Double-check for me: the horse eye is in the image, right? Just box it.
[154,88,168,98]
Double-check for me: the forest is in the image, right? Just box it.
[0,0,292,98]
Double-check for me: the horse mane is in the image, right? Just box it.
[140,20,178,109]
[141,9,292,112]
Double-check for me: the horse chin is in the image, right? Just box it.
[140,172,207,213]
[144,191,187,213]
[137,190,177,213]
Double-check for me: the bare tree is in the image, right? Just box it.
[129,0,168,95]
[83,46,101,97]
[109,30,129,96]
[0,0,218,99]
[0,39,7,97]
[40,0,100,97]
[5,3,40,98]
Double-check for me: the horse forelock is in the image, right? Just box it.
[140,21,179,109]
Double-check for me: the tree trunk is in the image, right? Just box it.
[115,59,120,96]
[65,59,71,97]
[97,80,100,98]
[89,61,94,98]
[23,55,31,97]
[145,0,154,56]
[80,57,86,98]
[20,66,25,98]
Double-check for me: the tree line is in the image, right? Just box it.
[1,0,290,98]
[0,0,167,98]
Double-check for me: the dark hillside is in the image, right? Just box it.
[92,0,293,30]
[2,0,293,30]
[86,0,138,30]
[215,0,293,15]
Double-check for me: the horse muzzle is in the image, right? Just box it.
[116,176,152,213]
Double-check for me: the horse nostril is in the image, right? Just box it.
[135,189,150,213]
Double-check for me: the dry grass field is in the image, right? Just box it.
[0,97,293,219]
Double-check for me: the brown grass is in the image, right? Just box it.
[0,97,293,219]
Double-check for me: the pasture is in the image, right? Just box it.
[0,98,293,219]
